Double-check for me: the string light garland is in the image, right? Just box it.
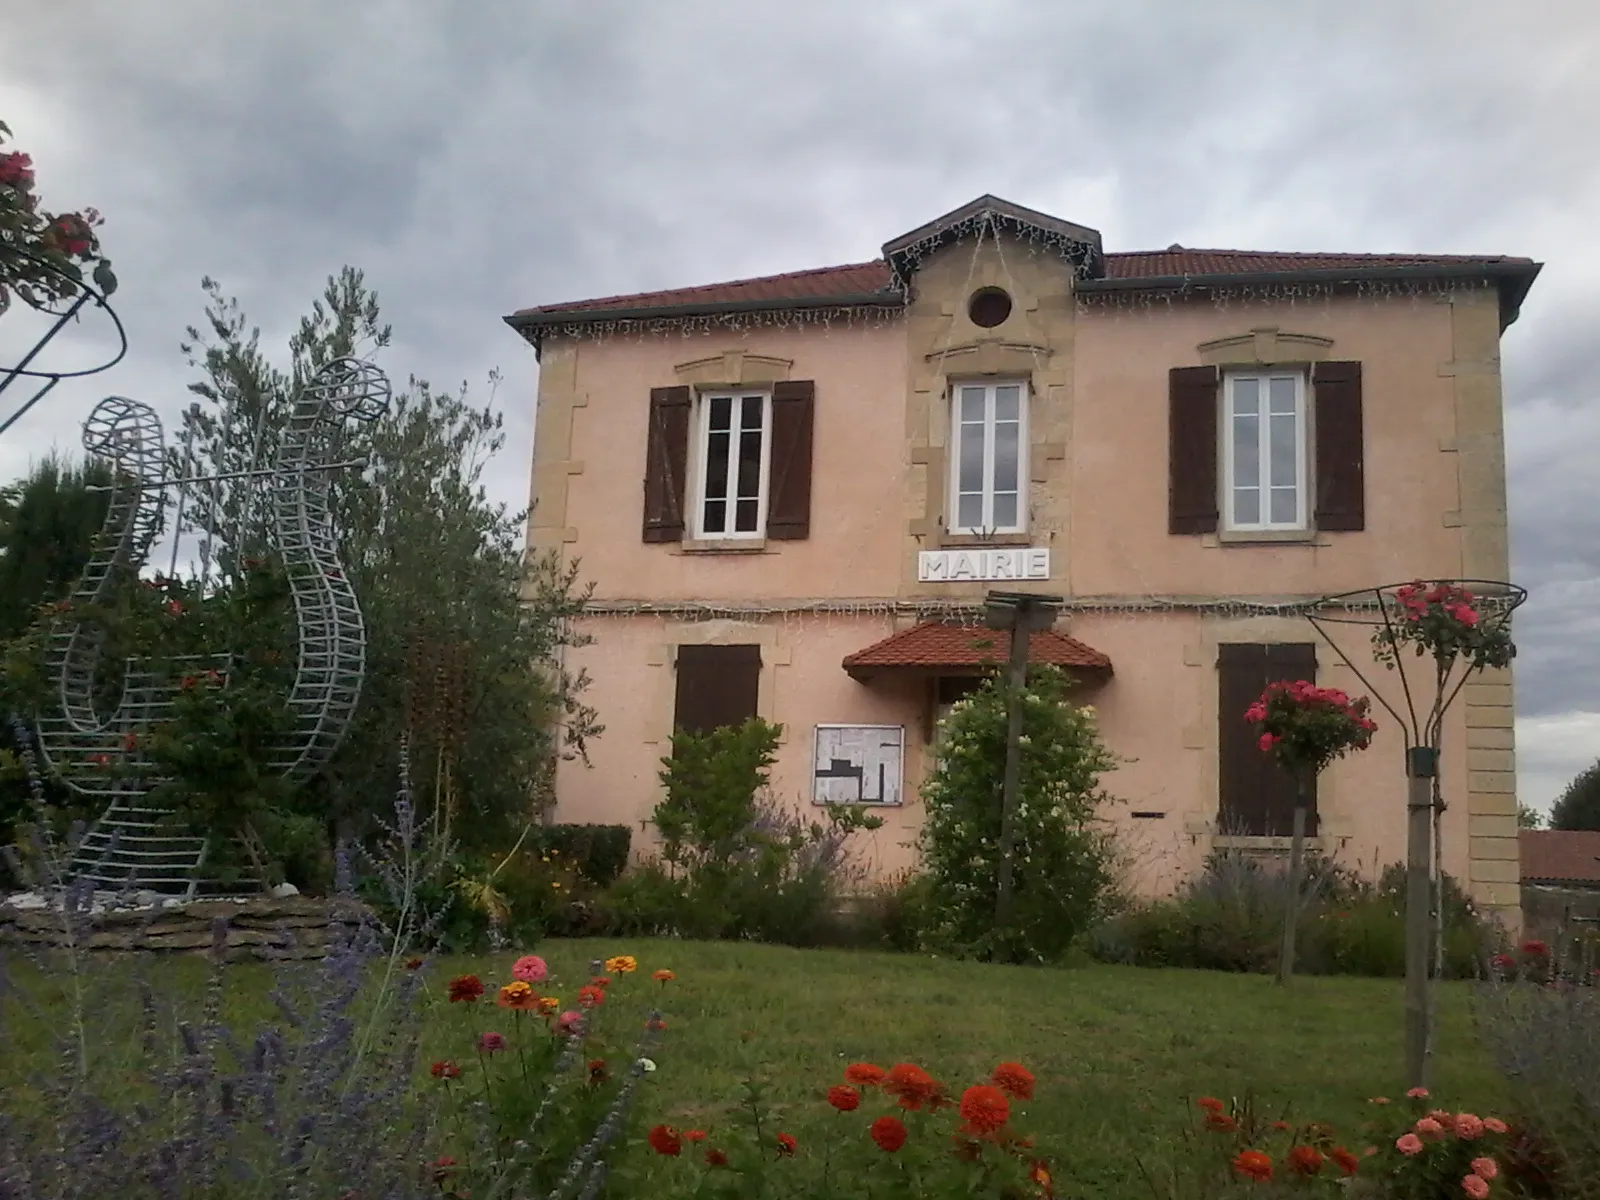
[573,593,1403,622]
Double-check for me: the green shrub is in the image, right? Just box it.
[534,823,631,887]
[919,665,1121,964]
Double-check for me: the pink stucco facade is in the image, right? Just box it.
[515,199,1534,925]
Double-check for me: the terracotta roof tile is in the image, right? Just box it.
[512,249,1535,319]
[1520,829,1600,885]
[843,621,1111,677]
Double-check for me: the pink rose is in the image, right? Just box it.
[1258,732,1279,753]
[1454,1113,1485,1140]
[1395,1133,1424,1156]
[512,954,548,983]
[1483,1118,1508,1134]
[1470,1157,1498,1180]
[1462,1174,1490,1200]
[1415,1118,1447,1141]
[1243,702,1267,723]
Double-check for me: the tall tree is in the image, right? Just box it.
[1552,761,1600,832]
[175,269,600,863]
[0,454,111,641]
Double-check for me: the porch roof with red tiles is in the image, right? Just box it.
[1520,829,1600,886]
[843,620,1112,682]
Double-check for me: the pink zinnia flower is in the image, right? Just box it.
[557,1009,583,1035]
[512,954,549,983]
[1462,1174,1490,1199]
[478,1031,506,1054]
[1406,1086,1430,1099]
[1454,1113,1485,1140]
[1470,1157,1499,1180]
[1483,1118,1508,1134]
[1415,1118,1447,1141]
[1395,1133,1424,1156]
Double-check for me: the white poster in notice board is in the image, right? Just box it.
[812,724,904,806]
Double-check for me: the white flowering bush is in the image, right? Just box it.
[918,665,1121,963]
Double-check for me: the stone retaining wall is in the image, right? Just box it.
[0,894,373,962]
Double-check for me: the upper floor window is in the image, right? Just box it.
[949,380,1028,535]
[693,390,771,538]
[1222,370,1307,532]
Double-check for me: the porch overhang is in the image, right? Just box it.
[842,620,1113,684]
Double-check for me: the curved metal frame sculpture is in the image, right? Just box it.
[33,357,390,895]
[0,247,129,440]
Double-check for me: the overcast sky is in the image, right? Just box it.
[1,1,1595,816]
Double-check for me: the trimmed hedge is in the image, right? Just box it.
[535,824,632,888]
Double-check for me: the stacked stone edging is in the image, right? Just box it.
[0,893,372,962]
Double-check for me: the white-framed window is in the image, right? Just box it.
[692,389,771,538]
[948,380,1028,535]
[1222,370,1308,531]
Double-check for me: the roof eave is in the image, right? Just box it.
[1077,261,1544,330]
[843,660,1114,684]
[503,290,906,353]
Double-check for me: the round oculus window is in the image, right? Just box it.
[967,287,1012,329]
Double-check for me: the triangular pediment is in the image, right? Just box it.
[882,195,1104,290]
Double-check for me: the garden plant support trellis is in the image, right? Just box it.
[27,356,391,897]
[1304,579,1524,1091]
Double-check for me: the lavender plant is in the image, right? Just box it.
[0,728,672,1199]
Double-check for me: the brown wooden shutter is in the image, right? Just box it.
[642,386,691,543]
[1169,365,1220,534]
[1313,361,1365,532]
[1217,643,1319,837]
[766,380,815,540]
[673,644,762,735]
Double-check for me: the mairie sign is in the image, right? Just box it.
[917,547,1050,583]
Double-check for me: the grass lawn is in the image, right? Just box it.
[1,938,1508,1197]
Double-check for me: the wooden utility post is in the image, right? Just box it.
[984,590,1063,938]
[1405,745,1440,1090]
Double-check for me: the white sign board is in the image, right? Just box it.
[813,724,904,807]
[917,547,1050,583]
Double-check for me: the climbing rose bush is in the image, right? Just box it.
[1373,581,1515,672]
[919,664,1120,964]
[1246,680,1377,775]
[0,119,116,311]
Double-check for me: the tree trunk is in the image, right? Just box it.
[993,616,1030,946]
[1405,746,1439,1091]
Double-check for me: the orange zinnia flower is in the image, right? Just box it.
[577,983,606,1009]
[498,981,539,1010]
[827,1085,861,1112]
[538,996,560,1016]
[1233,1149,1273,1182]
[1330,1146,1361,1176]
[1206,1113,1239,1133]
[883,1063,939,1111]
[1197,1096,1226,1113]
[685,1130,707,1142]
[844,1063,886,1087]
[775,1132,796,1157]
[652,969,675,982]
[958,1084,1011,1136]
[991,1061,1035,1100]
[1287,1145,1325,1176]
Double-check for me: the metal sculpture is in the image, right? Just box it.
[0,247,128,440]
[1304,579,1525,1091]
[32,357,391,896]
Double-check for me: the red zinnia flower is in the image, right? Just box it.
[775,1132,796,1157]
[432,1155,457,1183]
[883,1063,939,1111]
[991,1061,1035,1101]
[587,1058,608,1085]
[704,1148,729,1168]
[429,1060,461,1079]
[1233,1149,1273,1182]
[1520,939,1549,957]
[958,1084,1010,1135]
[647,1125,682,1156]
[577,983,606,1008]
[685,1130,707,1142]
[405,956,424,971]
[870,1116,908,1153]
[1287,1145,1325,1177]
[1197,1096,1226,1113]
[1329,1146,1361,1176]
[1207,1113,1239,1133]
[447,975,485,1003]
[827,1085,861,1112]
[844,1062,886,1087]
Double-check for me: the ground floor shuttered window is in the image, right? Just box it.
[673,643,761,735]
[1216,642,1319,837]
